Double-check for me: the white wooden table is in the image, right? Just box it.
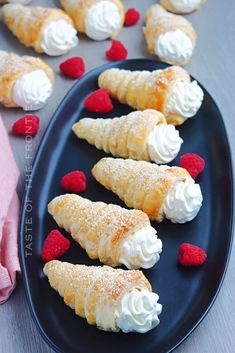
[0,0,234,352]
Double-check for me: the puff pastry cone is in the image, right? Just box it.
[92,158,203,224]
[143,4,196,66]
[59,0,125,41]
[1,4,78,56]
[73,109,183,164]
[160,0,205,14]
[0,50,54,110]
[44,260,162,333]
[98,66,204,125]
[48,194,162,269]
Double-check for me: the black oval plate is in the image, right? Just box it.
[19,59,234,353]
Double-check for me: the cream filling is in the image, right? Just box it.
[13,70,52,111]
[155,29,193,65]
[115,288,162,333]
[40,19,78,56]
[85,1,122,40]
[166,80,204,118]
[148,124,183,164]
[162,177,203,223]
[170,0,201,12]
[119,226,162,269]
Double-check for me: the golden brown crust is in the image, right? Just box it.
[143,4,196,63]
[1,4,74,53]
[60,0,125,38]
[160,0,204,14]
[73,109,166,161]
[98,66,190,125]
[44,260,151,331]
[92,158,190,222]
[0,50,54,108]
[48,194,150,266]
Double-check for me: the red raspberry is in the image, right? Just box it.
[106,40,128,61]
[180,153,205,179]
[178,243,207,267]
[124,8,140,26]
[12,114,40,137]
[61,170,86,192]
[41,230,70,262]
[60,57,85,78]
[84,89,113,113]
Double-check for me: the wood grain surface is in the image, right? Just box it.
[0,0,234,352]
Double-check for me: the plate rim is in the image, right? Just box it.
[19,58,234,353]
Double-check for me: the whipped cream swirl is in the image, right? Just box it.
[155,29,193,65]
[148,124,183,164]
[170,0,201,12]
[85,1,122,40]
[119,226,162,269]
[116,289,162,333]
[166,80,204,118]
[13,70,52,111]
[162,177,203,223]
[40,19,78,56]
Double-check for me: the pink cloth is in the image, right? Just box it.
[0,116,21,304]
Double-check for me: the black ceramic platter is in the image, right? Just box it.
[19,59,234,353]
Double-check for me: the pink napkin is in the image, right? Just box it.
[0,115,21,304]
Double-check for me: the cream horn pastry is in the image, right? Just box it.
[44,260,162,333]
[92,158,203,223]
[98,66,204,126]
[143,4,196,66]
[0,50,54,110]
[59,0,125,40]
[160,0,205,14]
[73,109,183,164]
[1,4,78,56]
[48,194,162,269]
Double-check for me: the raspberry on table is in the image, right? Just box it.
[60,57,85,79]
[106,40,128,61]
[12,115,40,137]
[124,8,140,26]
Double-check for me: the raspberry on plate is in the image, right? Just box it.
[41,230,70,262]
[178,243,207,267]
[84,89,113,113]
[61,170,86,192]
[180,153,205,179]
